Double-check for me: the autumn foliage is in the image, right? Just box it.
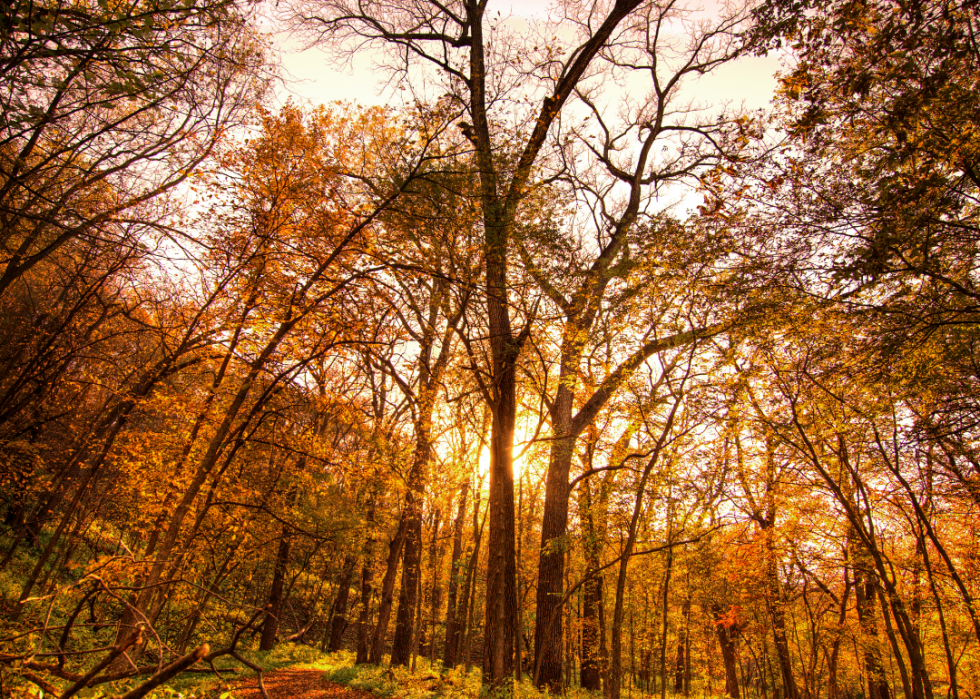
[1,0,979,698]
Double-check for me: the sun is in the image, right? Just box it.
[477,445,528,483]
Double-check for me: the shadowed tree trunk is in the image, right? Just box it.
[426,508,443,663]
[370,516,408,663]
[391,509,423,666]
[444,482,469,667]
[260,525,292,651]
[712,603,740,699]
[328,555,358,652]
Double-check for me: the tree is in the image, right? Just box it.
[287,0,762,683]
[519,4,757,682]
[0,0,266,297]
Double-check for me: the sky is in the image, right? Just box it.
[271,0,785,113]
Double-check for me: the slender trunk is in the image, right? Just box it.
[444,482,470,667]
[260,526,292,651]
[460,486,486,670]
[609,398,680,699]
[391,510,423,666]
[326,554,358,651]
[876,585,915,699]
[579,474,605,692]
[411,554,425,671]
[659,542,674,699]
[921,532,958,699]
[854,544,891,699]
[673,598,691,694]
[370,514,408,663]
[580,555,604,691]
[427,508,443,664]
[826,558,852,699]
[356,513,379,664]
[712,603,740,699]
[763,526,798,699]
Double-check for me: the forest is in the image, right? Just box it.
[0,0,978,697]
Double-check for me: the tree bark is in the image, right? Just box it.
[444,482,470,667]
[712,603,740,699]
[853,543,891,699]
[427,508,443,664]
[260,526,291,651]
[328,554,358,652]
[534,378,575,691]
[369,515,408,663]
[391,510,423,666]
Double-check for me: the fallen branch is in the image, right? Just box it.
[20,670,59,696]
[60,630,141,698]
[114,644,209,699]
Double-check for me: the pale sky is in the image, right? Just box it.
[272,1,784,112]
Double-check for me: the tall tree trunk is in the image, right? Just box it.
[391,510,423,666]
[260,525,292,651]
[534,376,576,691]
[483,364,519,686]
[356,511,379,664]
[460,483,486,670]
[427,508,443,663]
[712,603,740,699]
[370,515,408,663]
[659,537,674,699]
[444,482,470,667]
[609,396,681,699]
[673,597,691,694]
[470,4,520,675]
[580,560,604,691]
[853,540,891,699]
[877,586,915,699]
[386,277,460,666]
[328,554,358,652]
[921,528,959,699]
[825,557,851,699]
[762,526,798,699]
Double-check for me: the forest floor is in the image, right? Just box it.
[229,669,382,699]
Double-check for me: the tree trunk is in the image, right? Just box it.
[260,526,291,651]
[391,509,423,666]
[659,541,674,699]
[712,603,740,699]
[853,546,891,699]
[370,515,408,663]
[534,377,576,691]
[482,346,519,686]
[673,598,691,694]
[460,484,486,670]
[356,515,379,664]
[427,508,443,664]
[580,565,604,691]
[444,482,470,667]
[328,554,358,652]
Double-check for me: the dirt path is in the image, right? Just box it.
[228,669,380,699]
